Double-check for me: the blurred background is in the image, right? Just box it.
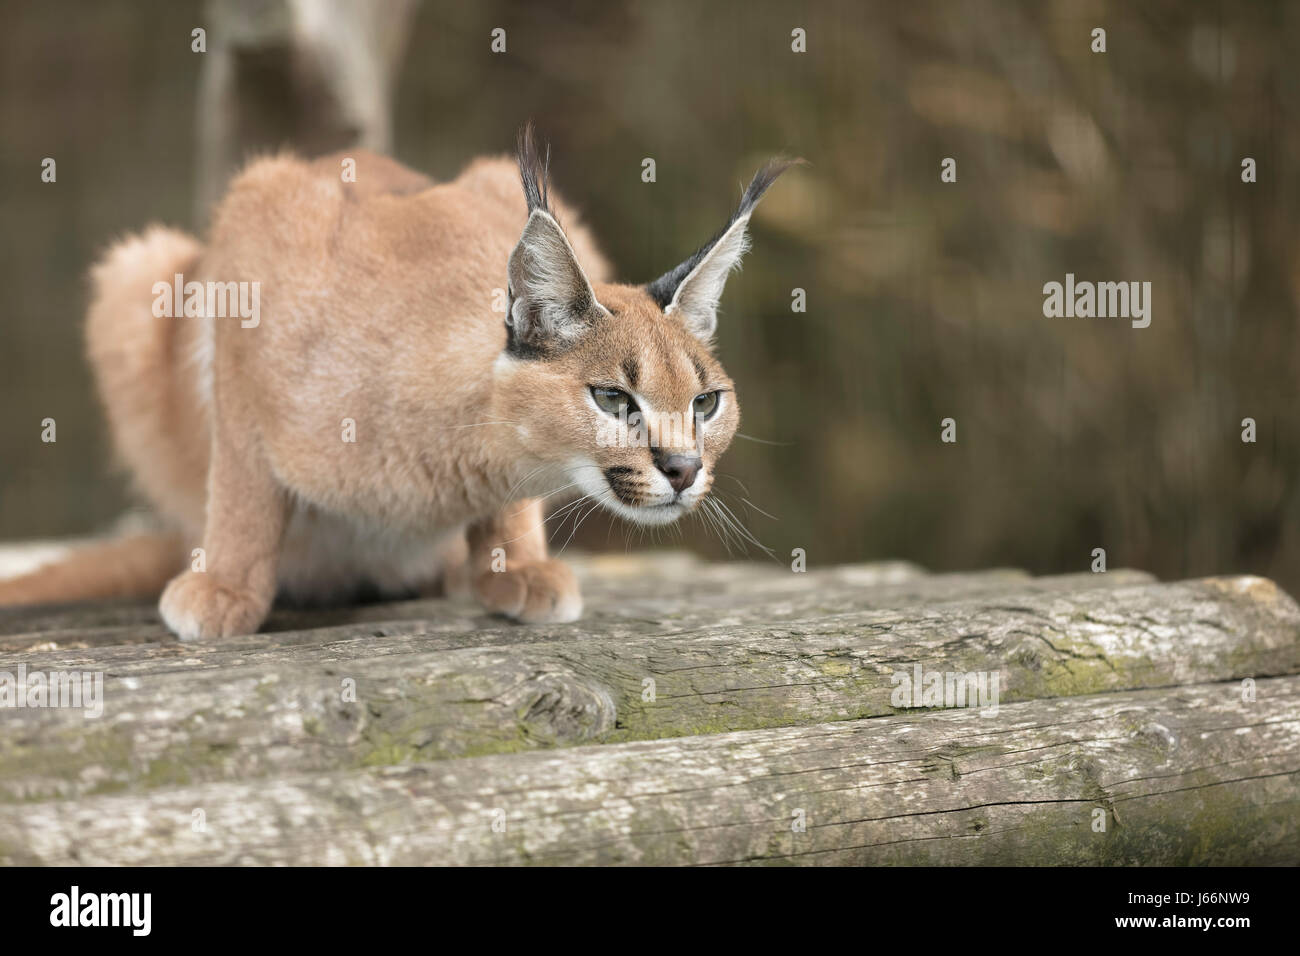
[2,0,1299,591]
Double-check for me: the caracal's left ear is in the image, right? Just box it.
[645,157,805,344]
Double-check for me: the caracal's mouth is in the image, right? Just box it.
[601,494,689,527]
[564,458,702,528]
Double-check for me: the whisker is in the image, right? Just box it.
[556,493,610,556]
[699,498,736,556]
[491,484,591,546]
[740,497,779,521]
[717,473,753,496]
[546,494,598,544]
[712,497,777,560]
[734,432,793,446]
[713,485,780,523]
[501,463,554,505]
[694,502,728,555]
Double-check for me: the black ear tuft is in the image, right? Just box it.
[735,155,806,220]
[516,121,554,217]
[645,156,806,310]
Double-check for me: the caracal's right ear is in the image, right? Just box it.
[505,123,608,358]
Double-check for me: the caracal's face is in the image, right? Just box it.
[498,283,738,527]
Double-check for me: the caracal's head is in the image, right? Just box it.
[494,125,801,528]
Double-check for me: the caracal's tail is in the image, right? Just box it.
[0,531,185,606]
[0,224,209,608]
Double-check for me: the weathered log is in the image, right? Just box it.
[3,676,1296,865]
[0,558,1153,653]
[0,561,1151,659]
[1,575,1293,801]
[0,556,925,651]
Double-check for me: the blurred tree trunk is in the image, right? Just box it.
[195,0,419,224]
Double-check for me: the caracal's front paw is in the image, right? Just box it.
[159,570,271,641]
[473,558,582,624]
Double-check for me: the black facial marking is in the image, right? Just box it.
[691,355,708,386]
[622,357,640,388]
[603,467,645,505]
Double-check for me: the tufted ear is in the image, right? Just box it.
[505,124,607,358]
[645,157,804,343]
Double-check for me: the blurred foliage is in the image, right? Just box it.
[2,0,1299,591]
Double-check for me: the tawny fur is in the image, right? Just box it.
[1,144,781,639]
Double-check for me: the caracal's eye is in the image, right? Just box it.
[693,391,721,420]
[591,386,636,417]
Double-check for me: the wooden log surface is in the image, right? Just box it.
[0,564,1295,802]
[0,558,1138,651]
[1,552,1298,865]
[3,676,1296,866]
